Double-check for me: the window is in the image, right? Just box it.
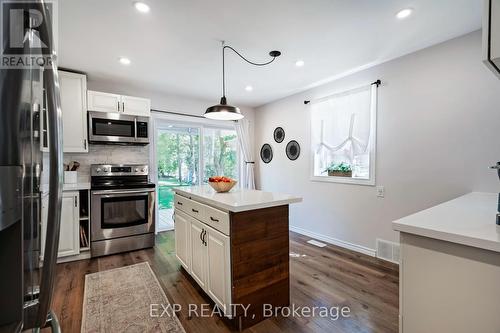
[310,84,377,185]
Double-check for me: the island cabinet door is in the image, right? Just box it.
[190,218,208,290]
[206,225,231,316]
[174,210,191,270]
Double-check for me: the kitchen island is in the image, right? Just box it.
[393,192,500,333]
[172,186,301,330]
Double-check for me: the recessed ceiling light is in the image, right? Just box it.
[295,60,305,67]
[134,1,150,13]
[245,85,253,92]
[396,8,413,19]
[119,57,131,65]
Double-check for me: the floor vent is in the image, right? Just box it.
[376,239,400,264]
[307,239,327,248]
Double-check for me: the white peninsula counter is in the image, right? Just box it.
[172,186,301,330]
[393,192,500,333]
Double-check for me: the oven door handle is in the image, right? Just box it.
[92,188,155,196]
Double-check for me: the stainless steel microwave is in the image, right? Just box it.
[88,111,149,145]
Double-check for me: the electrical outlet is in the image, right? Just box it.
[376,186,385,198]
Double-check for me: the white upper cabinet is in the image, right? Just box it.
[88,90,151,116]
[87,90,121,113]
[120,95,151,116]
[59,70,88,152]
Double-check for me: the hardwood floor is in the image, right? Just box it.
[47,231,398,333]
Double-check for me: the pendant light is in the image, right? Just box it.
[204,42,281,120]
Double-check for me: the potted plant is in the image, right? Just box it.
[324,162,352,177]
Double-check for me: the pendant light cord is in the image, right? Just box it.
[221,42,279,98]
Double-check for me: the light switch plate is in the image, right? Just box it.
[376,186,385,198]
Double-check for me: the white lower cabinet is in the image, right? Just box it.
[174,210,191,270]
[206,227,231,312]
[189,218,208,289]
[58,191,80,257]
[174,195,232,317]
[41,191,80,258]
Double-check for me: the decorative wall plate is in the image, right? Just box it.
[286,140,300,160]
[273,127,285,143]
[260,144,273,163]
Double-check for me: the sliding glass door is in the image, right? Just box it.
[154,122,239,232]
[156,125,200,232]
[202,128,239,183]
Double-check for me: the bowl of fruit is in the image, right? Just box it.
[208,176,237,193]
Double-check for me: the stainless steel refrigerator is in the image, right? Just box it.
[0,1,63,331]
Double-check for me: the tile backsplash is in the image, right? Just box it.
[42,144,150,184]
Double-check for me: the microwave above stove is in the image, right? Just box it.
[88,111,149,145]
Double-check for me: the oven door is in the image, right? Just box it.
[91,188,155,241]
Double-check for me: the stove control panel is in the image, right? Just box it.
[91,164,148,177]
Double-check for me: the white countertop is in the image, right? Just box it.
[173,185,302,212]
[41,182,91,193]
[393,192,500,253]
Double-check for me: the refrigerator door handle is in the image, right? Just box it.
[35,8,64,327]
[45,310,61,333]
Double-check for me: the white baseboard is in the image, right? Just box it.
[289,225,376,257]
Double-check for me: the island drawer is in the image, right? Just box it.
[174,194,205,220]
[174,194,190,212]
[203,205,230,236]
[174,194,229,235]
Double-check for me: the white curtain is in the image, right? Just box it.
[235,119,255,189]
[310,83,377,181]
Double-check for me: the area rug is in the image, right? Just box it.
[81,262,185,333]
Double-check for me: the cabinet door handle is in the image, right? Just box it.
[117,101,120,111]
[210,216,219,222]
[202,229,207,246]
[177,201,183,205]
[200,228,204,243]
[192,208,199,213]
[122,102,125,112]
[74,196,77,207]
[83,139,87,150]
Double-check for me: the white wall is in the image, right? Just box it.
[254,31,500,253]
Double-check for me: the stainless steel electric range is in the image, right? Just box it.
[90,164,155,257]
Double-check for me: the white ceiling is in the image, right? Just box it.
[58,0,482,107]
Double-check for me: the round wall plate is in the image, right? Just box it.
[286,140,300,160]
[273,127,285,143]
[260,144,273,163]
